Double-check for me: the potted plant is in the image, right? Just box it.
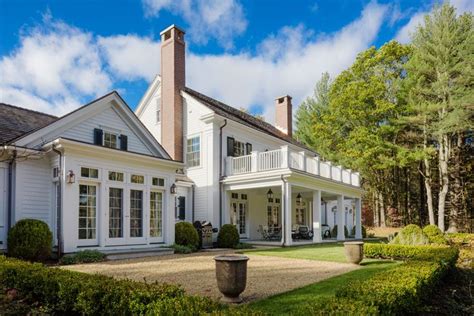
[214,254,249,303]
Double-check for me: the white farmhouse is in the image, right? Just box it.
[136,25,364,246]
[0,92,182,254]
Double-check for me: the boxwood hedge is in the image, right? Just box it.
[0,256,233,315]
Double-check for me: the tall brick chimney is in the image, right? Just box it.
[160,25,185,161]
[275,95,293,137]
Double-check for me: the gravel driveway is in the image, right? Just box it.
[65,250,358,302]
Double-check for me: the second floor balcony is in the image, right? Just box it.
[225,145,360,187]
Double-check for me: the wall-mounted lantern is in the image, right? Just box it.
[66,170,75,184]
[296,193,303,204]
[267,188,273,200]
[170,183,177,195]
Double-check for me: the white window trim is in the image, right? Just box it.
[107,170,125,183]
[79,166,100,180]
[185,133,202,169]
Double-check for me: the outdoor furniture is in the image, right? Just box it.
[258,225,281,241]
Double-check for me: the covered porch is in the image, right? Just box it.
[222,173,363,246]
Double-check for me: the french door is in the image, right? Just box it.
[230,201,248,238]
[78,183,98,246]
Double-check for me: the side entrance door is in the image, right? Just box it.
[230,201,248,238]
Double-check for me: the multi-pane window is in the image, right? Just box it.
[108,171,124,182]
[152,177,165,187]
[267,198,281,227]
[130,190,143,237]
[233,140,246,157]
[109,188,123,238]
[150,191,163,237]
[186,136,200,167]
[131,174,145,184]
[78,184,97,239]
[296,208,306,225]
[52,167,59,179]
[104,132,118,148]
[81,167,98,178]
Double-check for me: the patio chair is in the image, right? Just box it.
[259,225,271,241]
[298,225,313,240]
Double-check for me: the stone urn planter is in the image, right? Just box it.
[344,241,364,264]
[214,255,249,303]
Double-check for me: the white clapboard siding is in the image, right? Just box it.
[14,158,53,229]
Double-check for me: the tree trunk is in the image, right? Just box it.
[423,157,436,225]
[447,133,463,233]
[374,191,379,227]
[437,134,450,232]
[379,192,386,227]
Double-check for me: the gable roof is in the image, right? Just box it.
[183,87,317,154]
[3,92,172,160]
[0,103,58,144]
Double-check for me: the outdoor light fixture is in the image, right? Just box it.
[267,188,273,200]
[170,183,177,195]
[296,193,303,204]
[66,170,75,184]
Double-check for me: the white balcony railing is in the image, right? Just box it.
[225,145,360,187]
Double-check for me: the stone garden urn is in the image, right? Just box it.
[344,241,364,264]
[214,254,249,303]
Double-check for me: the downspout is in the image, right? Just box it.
[281,175,287,247]
[218,119,228,228]
[191,184,195,223]
[52,145,63,258]
[7,150,17,233]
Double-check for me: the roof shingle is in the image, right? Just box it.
[0,103,57,144]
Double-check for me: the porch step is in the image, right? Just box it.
[104,247,174,260]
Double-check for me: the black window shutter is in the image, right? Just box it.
[120,134,128,151]
[94,128,103,146]
[178,196,186,220]
[227,137,235,157]
[246,143,252,155]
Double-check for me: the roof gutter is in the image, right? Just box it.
[219,119,228,228]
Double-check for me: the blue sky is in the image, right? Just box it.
[0,0,473,121]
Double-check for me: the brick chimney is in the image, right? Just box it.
[160,25,185,161]
[275,95,293,137]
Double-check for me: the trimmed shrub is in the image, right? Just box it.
[446,233,474,246]
[60,250,106,265]
[390,224,429,245]
[0,256,226,314]
[171,244,196,254]
[331,225,349,238]
[350,225,367,238]
[217,224,240,248]
[175,222,199,248]
[298,297,378,315]
[423,225,448,245]
[7,219,52,261]
[364,243,458,264]
[338,244,459,314]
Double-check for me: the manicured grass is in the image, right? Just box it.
[248,260,400,315]
[242,242,357,263]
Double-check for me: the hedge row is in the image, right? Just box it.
[0,256,233,315]
[364,243,458,264]
[327,244,460,315]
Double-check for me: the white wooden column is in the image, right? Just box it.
[283,181,292,246]
[222,190,231,226]
[312,190,322,243]
[355,197,362,239]
[337,194,345,241]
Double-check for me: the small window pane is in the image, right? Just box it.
[108,171,124,182]
[104,132,117,148]
[131,174,145,184]
[233,140,246,157]
[152,177,165,186]
[81,167,98,179]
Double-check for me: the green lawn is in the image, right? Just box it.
[242,242,371,263]
[241,242,398,314]
[249,260,399,314]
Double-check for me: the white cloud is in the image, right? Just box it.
[395,0,474,44]
[186,1,388,122]
[142,0,247,49]
[98,35,160,81]
[0,16,111,115]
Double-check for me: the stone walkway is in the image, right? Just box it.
[65,251,358,302]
